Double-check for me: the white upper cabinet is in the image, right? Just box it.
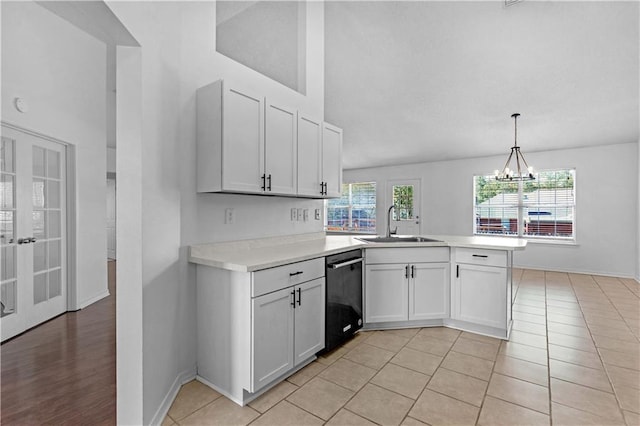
[297,114,323,197]
[197,81,264,193]
[196,80,341,198]
[297,118,343,198]
[265,100,297,195]
[321,123,343,198]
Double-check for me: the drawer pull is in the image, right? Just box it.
[472,254,489,258]
[289,271,304,277]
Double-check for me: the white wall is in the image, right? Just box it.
[107,147,116,174]
[1,2,108,308]
[107,2,325,423]
[345,143,639,278]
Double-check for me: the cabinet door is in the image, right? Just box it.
[297,114,323,197]
[365,264,408,323]
[409,262,450,320]
[222,86,265,193]
[251,287,294,392]
[293,278,325,366]
[265,100,297,195]
[322,123,343,198]
[453,264,507,329]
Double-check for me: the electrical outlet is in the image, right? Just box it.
[225,208,235,224]
[291,208,298,221]
[315,209,321,220]
[297,208,303,221]
[303,209,309,222]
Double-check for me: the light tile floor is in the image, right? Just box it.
[164,270,640,425]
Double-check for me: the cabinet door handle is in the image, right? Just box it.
[456,264,459,278]
[324,182,328,195]
[289,271,303,277]
[291,290,296,308]
[297,288,301,306]
[267,174,272,191]
[411,265,415,278]
[261,174,266,191]
[405,265,409,279]
[472,254,488,258]
[320,182,325,195]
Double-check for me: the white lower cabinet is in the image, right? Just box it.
[251,287,294,391]
[293,278,326,364]
[364,248,450,325]
[450,248,512,338]
[252,277,325,391]
[410,263,451,320]
[452,264,507,328]
[365,264,409,323]
[196,259,325,406]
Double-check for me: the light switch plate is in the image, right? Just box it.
[315,209,321,220]
[297,208,303,221]
[303,209,309,222]
[291,208,297,221]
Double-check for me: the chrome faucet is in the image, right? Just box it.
[387,205,398,237]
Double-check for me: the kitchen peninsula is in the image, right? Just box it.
[189,233,526,406]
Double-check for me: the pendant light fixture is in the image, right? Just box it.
[495,113,535,181]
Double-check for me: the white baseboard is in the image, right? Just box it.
[514,264,638,280]
[76,290,110,310]
[149,366,197,426]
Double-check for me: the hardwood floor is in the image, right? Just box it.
[1,260,116,425]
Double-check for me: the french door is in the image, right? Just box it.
[1,126,67,341]
[387,179,421,236]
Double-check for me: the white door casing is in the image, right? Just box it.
[1,126,67,342]
[107,178,116,259]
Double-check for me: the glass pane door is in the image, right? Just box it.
[387,179,421,236]
[1,125,67,342]
[1,137,17,318]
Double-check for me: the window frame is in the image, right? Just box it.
[473,168,576,244]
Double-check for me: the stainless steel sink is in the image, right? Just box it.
[356,236,443,243]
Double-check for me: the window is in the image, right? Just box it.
[474,169,575,241]
[326,182,376,234]
[392,184,414,221]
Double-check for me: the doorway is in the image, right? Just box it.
[387,179,421,236]
[1,126,68,341]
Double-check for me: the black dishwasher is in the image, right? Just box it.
[323,249,364,353]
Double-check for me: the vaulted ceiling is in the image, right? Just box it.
[324,1,639,170]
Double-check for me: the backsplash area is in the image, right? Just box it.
[194,192,325,243]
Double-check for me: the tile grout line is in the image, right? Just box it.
[565,272,628,423]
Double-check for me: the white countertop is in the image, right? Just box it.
[188,232,526,272]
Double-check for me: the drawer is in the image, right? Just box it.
[365,247,450,264]
[252,257,325,297]
[454,248,507,268]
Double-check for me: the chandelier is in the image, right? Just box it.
[495,113,535,181]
